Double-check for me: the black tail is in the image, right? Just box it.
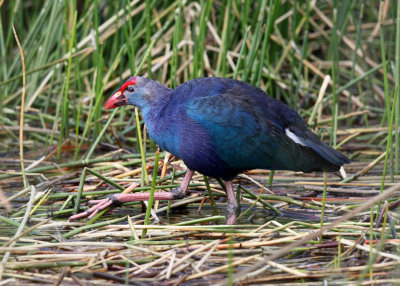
[302,130,350,172]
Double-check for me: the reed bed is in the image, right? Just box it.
[1,0,399,284]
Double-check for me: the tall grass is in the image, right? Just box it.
[1,2,400,284]
[1,0,398,217]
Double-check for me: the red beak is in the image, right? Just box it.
[105,91,127,109]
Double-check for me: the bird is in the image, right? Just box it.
[70,76,350,224]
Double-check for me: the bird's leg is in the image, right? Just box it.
[69,169,195,221]
[170,169,194,199]
[225,181,238,225]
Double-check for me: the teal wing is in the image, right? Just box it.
[185,94,301,171]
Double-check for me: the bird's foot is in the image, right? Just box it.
[170,186,187,199]
[68,190,189,221]
[224,181,239,225]
[68,170,194,222]
[226,202,239,225]
[69,195,121,221]
[227,213,236,225]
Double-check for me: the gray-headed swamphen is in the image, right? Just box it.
[70,76,350,224]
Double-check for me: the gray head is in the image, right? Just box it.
[105,76,171,110]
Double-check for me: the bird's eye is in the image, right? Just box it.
[127,86,135,92]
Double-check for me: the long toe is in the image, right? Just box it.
[69,197,113,221]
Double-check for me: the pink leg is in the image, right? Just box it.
[69,169,195,221]
[225,181,238,225]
